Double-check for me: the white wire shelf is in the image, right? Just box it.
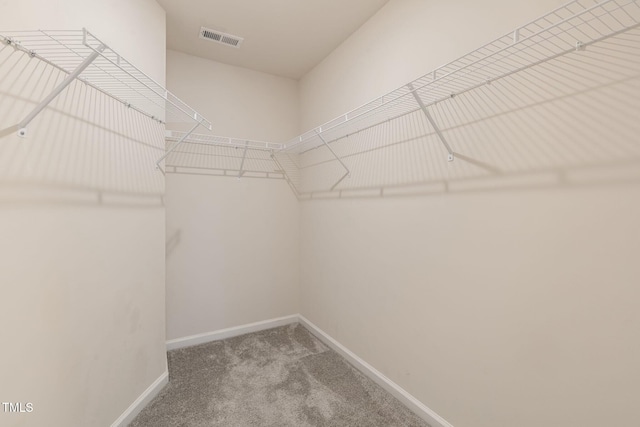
[164,132,288,180]
[166,131,283,151]
[0,28,212,136]
[281,0,640,157]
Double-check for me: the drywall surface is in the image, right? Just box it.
[298,0,640,426]
[300,188,640,427]
[166,50,299,140]
[165,50,300,340]
[0,1,167,426]
[165,175,300,341]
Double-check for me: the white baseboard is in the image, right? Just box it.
[298,315,454,427]
[110,370,168,427]
[165,314,299,351]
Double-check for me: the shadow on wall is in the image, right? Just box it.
[0,42,166,208]
[166,229,181,258]
[282,28,640,200]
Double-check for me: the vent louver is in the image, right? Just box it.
[199,27,243,48]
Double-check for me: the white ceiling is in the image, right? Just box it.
[156,0,391,79]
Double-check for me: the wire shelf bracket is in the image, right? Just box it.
[238,141,249,178]
[314,129,351,191]
[270,152,300,196]
[156,120,204,173]
[14,41,105,137]
[407,83,455,162]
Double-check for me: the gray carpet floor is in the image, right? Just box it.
[130,323,430,426]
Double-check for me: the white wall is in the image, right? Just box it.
[165,50,300,341]
[298,1,640,426]
[0,1,167,426]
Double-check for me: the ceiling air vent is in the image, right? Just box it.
[199,27,243,48]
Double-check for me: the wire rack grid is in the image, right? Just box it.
[0,28,212,129]
[281,0,640,156]
[164,132,291,180]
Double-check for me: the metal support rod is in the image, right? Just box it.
[314,130,351,176]
[408,83,454,162]
[16,44,106,137]
[156,121,203,169]
[330,171,350,192]
[270,152,299,197]
[238,141,249,178]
